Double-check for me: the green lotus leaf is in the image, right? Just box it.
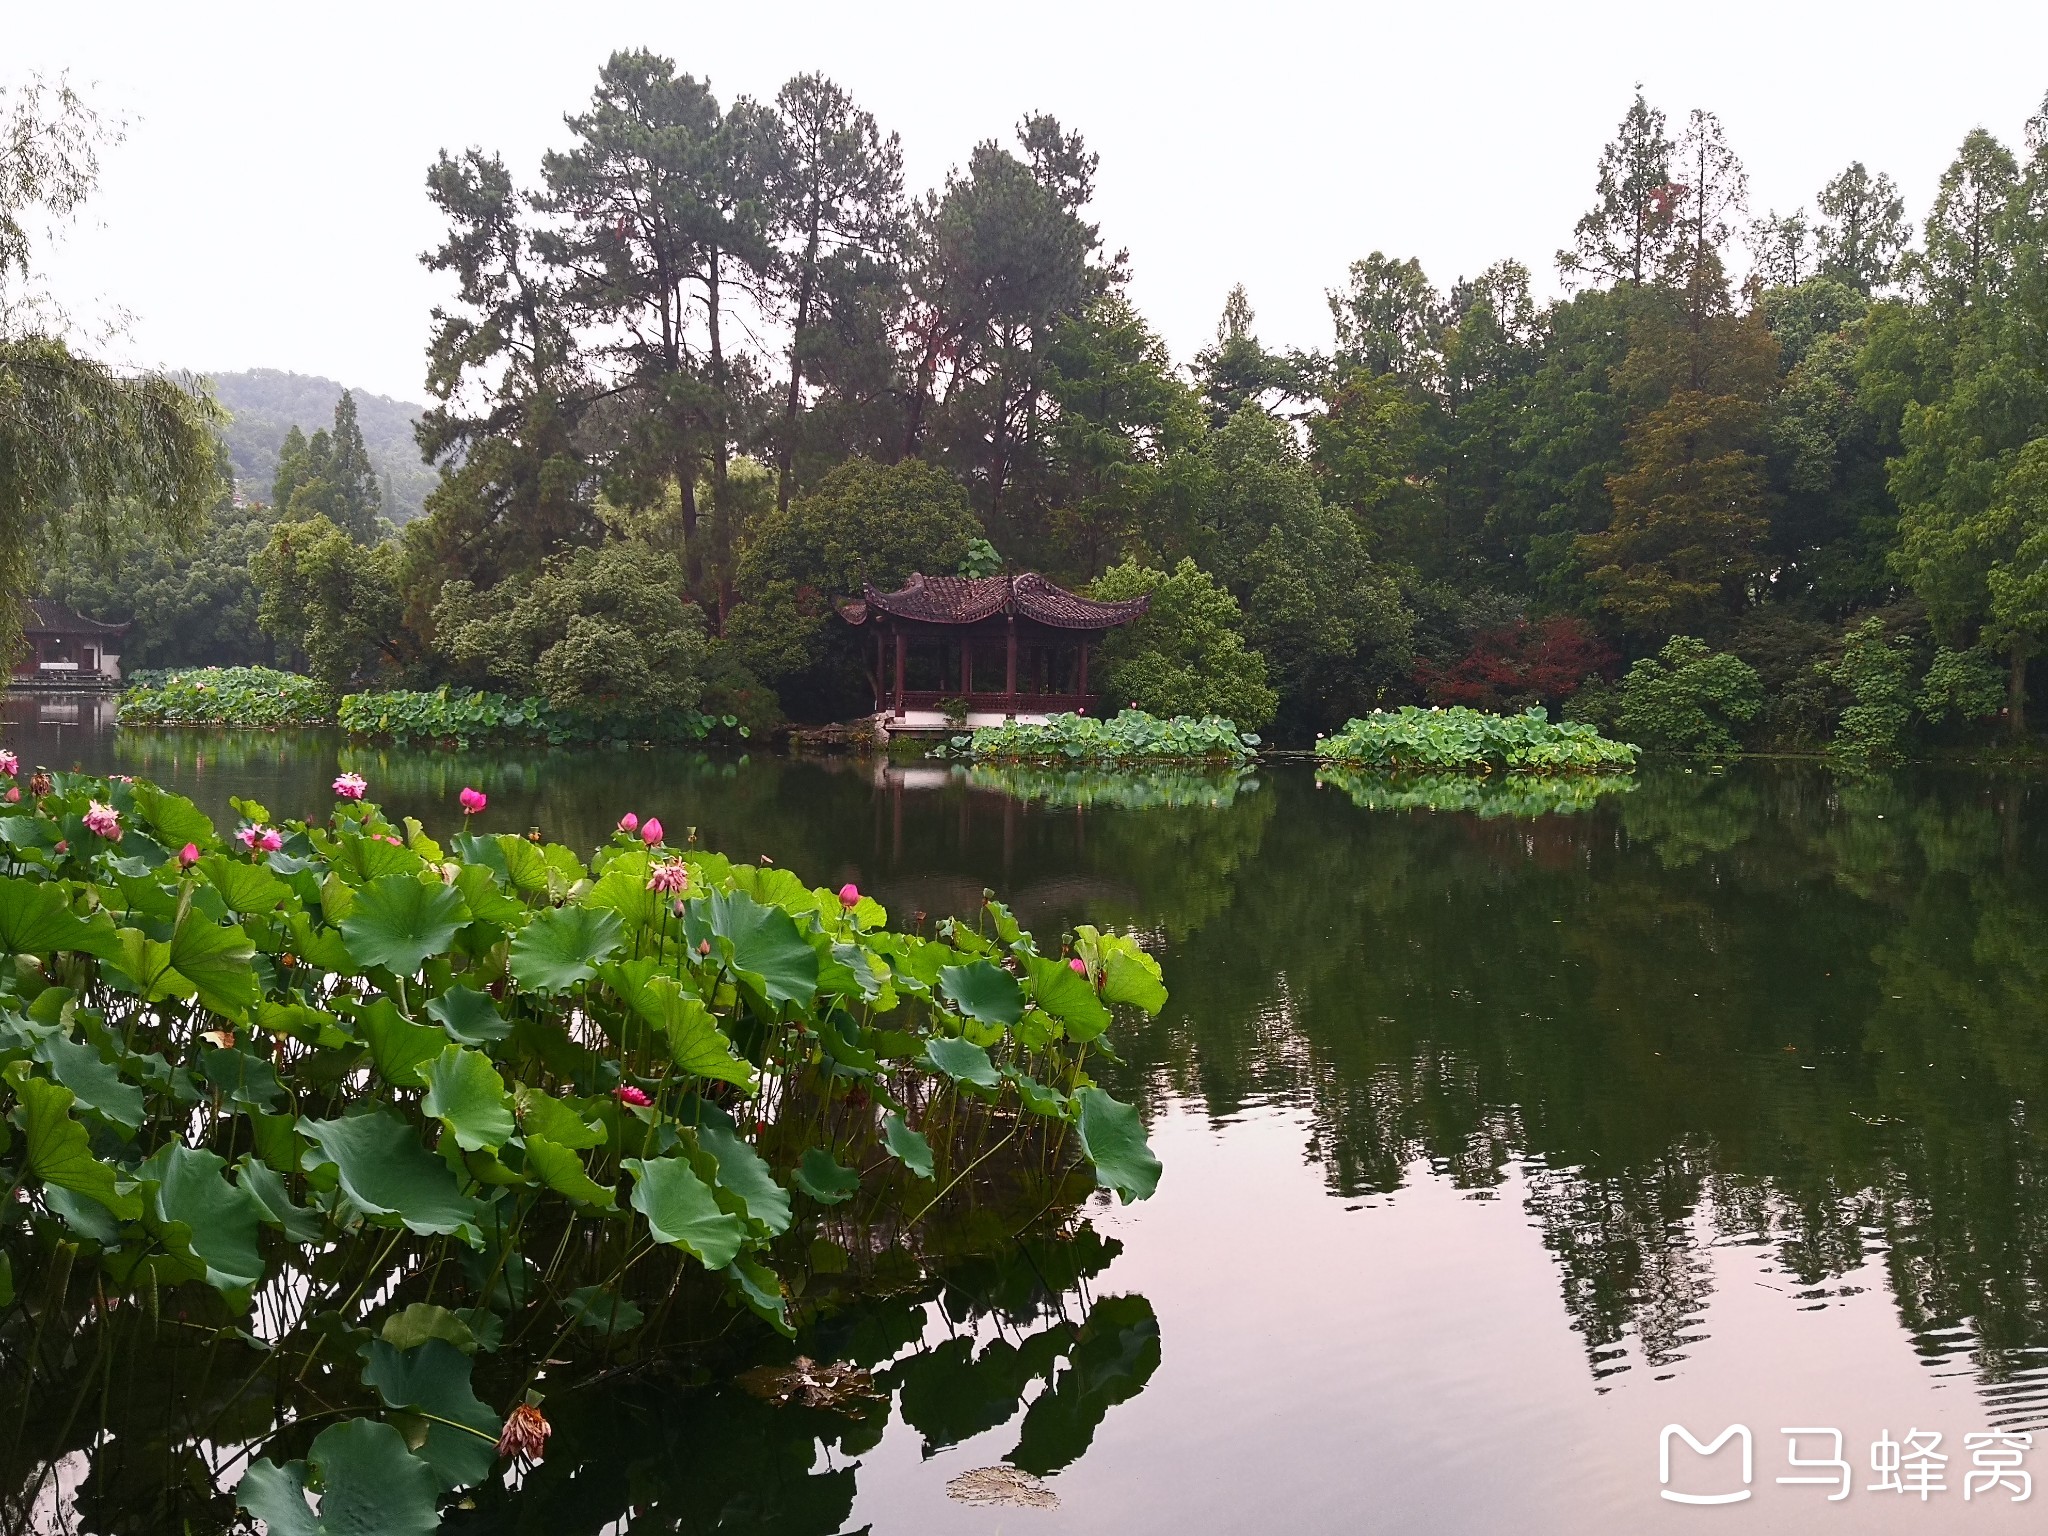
[1101,947,1167,1016]
[1073,1086,1161,1203]
[198,854,291,916]
[793,1146,861,1205]
[1024,955,1112,1042]
[426,985,510,1046]
[140,1142,268,1299]
[301,1110,481,1239]
[562,1283,643,1335]
[650,979,754,1088]
[359,998,443,1089]
[525,1135,616,1209]
[34,1030,145,1130]
[509,904,623,992]
[237,1154,325,1243]
[922,1035,1001,1090]
[379,1302,474,1354]
[104,927,189,1004]
[8,1066,141,1218]
[130,782,215,849]
[361,1336,498,1491]
[238,1417,441,1536]
[336,833,427,883]
[694,1114,791,1234]
[340,875,466,975]
[451,862,525,927]
[420,1045,515,1152]
[939,959,1024,1027]
[625,1155,745,1267]
[513,1086,605,1150]
[725,1252,792,1334]
[881,1112,935,1179]
[199,1046,289,1112]
[168,913,261,1019]
[706,887,818,1006]
[0,875,104,958]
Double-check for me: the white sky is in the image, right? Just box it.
[12,0,2048,404]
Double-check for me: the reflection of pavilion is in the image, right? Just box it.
[837,572,1147,731]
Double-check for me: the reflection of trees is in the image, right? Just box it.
[1106,764,2048,1408]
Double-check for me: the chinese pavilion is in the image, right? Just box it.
[836,572,1148,726]
[10,601,130,689]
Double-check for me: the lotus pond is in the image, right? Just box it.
[9,692,2048,1534]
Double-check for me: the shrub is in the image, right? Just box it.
[1414,616,1615,712]
[1614,636,1762,754]
[934,709,1258,764]
[1816,616,1914,761]
[1918,646,2004,726]
[1090,558,1278,729]
[1314,705,1637,774]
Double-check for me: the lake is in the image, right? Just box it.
[8,692,2048,1533]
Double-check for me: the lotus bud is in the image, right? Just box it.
[698,939,712,957]
[838,882,860,909]
[3,788,16,803]
[614,1084,652,1107]
[459,786,488,815]
[640,817,663,845]
[618,812,639,833]
[1069,957,1088,975]
[178,843,200,868]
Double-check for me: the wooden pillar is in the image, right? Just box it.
[873,627,885,710]
[1077,639,1090,702]
[892,629,906,719]
[1004,617,1017,710]
[960,635,973,698]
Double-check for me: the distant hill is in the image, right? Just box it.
[206,369,437,524]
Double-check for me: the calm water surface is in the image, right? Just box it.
[10,694,2048,1533]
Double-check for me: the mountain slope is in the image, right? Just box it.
[207,369,437,524]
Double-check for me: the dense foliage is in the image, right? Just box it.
[0,758,1164,1529]
[1609,636,1764,755]
[1315,706,1637,774]
[1089,558,1278,729]
[118,666,332,728]
[1316,767,1638,817]
[936,709,1258,764]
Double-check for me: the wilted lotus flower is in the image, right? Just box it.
[614,1084,652,1107]
[496,1402,551,1463]
[617,812,639,833]
[83,801,122,842]
[29,769,53,797]
[333,772,368,800]
[459,786,488,815]
[178,843,201,869]
[640,817,663,846]
[838,882,860,909]
[1068,957,1088,975]
[646,860,689,895]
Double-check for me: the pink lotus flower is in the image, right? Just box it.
[178,843,200,869]
[640,817,663,846]
[646,861,689,895]
[617,812,639,833]
[459,786,488,815]
[838,882,860,909]
[614,1084,652,1107]
[236,825,284,853]
[698,939,712,957]
[53,839,67,854]
[4,788,17,803]
[83,801,122,842]
[1069,957,1088,975]
[0,749,16,776]
[333,772,368,800]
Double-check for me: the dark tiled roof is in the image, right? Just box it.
[844,573,1148,631]
[23,600,129,636]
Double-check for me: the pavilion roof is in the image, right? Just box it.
[23,600,129,637]
[837,572,1147,632]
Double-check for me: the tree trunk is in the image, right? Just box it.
[777,222,821,514]
[2010,640,2029,741]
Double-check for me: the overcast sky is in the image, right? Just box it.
[12,1,2048,404]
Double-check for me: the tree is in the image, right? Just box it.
[1090,558,1277,728]
[1747,208,1812,289]
[253,515,407,693]
[1615,635,1762,753]
[271,391,383,541]
[1814,162,1908,294]
[0,78,223,671]
[1559,90,1678,289]
[1916,129,2020,327]
[764,74,904,512]
[435,539,709,728]
[1415,616,1614,712]
[1193,285,1298,423]
[1328,254,1443,387]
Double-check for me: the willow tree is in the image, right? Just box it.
[0,77,221,670]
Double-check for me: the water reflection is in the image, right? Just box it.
[11,694,2048,1510]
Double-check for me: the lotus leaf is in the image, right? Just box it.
[426,984,511,1044]
[9,1067,140,1218]
[341,875,466,975]
[524,1135,616,1210]
[705,887,818,1006]
[238,1416,441,1536]
[34,1029,145,1129]
[421,1045,515,1152]
[140,1143,268,1299]
[882,1112,935,1179]
[625,1155,745,1266]
[360,1336,499,1490]
[1073,1087,1162,1203]
[923,1035,1001,1089]
[695,1113,792,1233]
[509,903,623,992]
[562,1284,644,1335]
[793,1146,861,1204]
[940,959,1024,1026]
[301,1111,481,1240]
[1023,956,1111,1041]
